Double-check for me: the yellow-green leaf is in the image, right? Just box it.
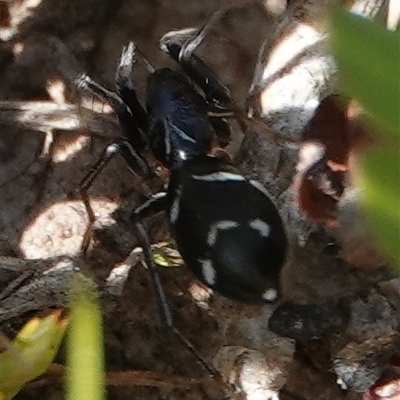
[66,284,105,400]
[0,311,68,400]
[151,242,184,268]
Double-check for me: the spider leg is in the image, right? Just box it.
[79,137,151,253]
[179,10,224,64]
[132,197,219,377]
[159,14,232,109]
[160,25,234,148]
[160,11,298,145]
[115,41,149,135]
[76,45,154,252]
[79,142,119,253]
[76,72,147,152]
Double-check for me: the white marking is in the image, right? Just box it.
[249,179,273,199]
[173,123,196,143]
[262,288,278,302]
[164,117,196,160]
[169,188,181,224]
[192,172,245,182]
[178,149,187,160]
[249,219,270,238]
[207,220,239,246]
[199,259,216,286]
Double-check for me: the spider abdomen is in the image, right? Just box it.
[167,156,288,304]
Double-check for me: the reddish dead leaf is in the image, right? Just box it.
[295,95,374,227]
[302,95,350,167]
[294,141,345,227]
[0,2,10,27]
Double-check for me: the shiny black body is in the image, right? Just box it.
[143,66,288,303]
[167,156,287,303]
[146,68,214,167]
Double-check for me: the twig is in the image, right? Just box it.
[0,101,119,139]
[28,364,206,389]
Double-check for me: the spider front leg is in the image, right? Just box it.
[79,142,120,253]
[159,14,232,110]
[78,137,150,253]
[160,12,298,145]
[76,42,155,252]
[131,194,219,377]
[159,13,237,149]
[115,41,149,139]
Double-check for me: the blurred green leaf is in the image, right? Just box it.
[66,283,105,400]
[330,10,400,137]
[331,10,400,266]
[0,311,68,400]
[356,144,400,266]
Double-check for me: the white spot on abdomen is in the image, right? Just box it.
[199,259,216,286]
[192,172,245,182]
[249,219,270,238]
[169,188,181,224]
[207,220,240,246]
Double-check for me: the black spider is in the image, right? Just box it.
[76,23,288,372]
